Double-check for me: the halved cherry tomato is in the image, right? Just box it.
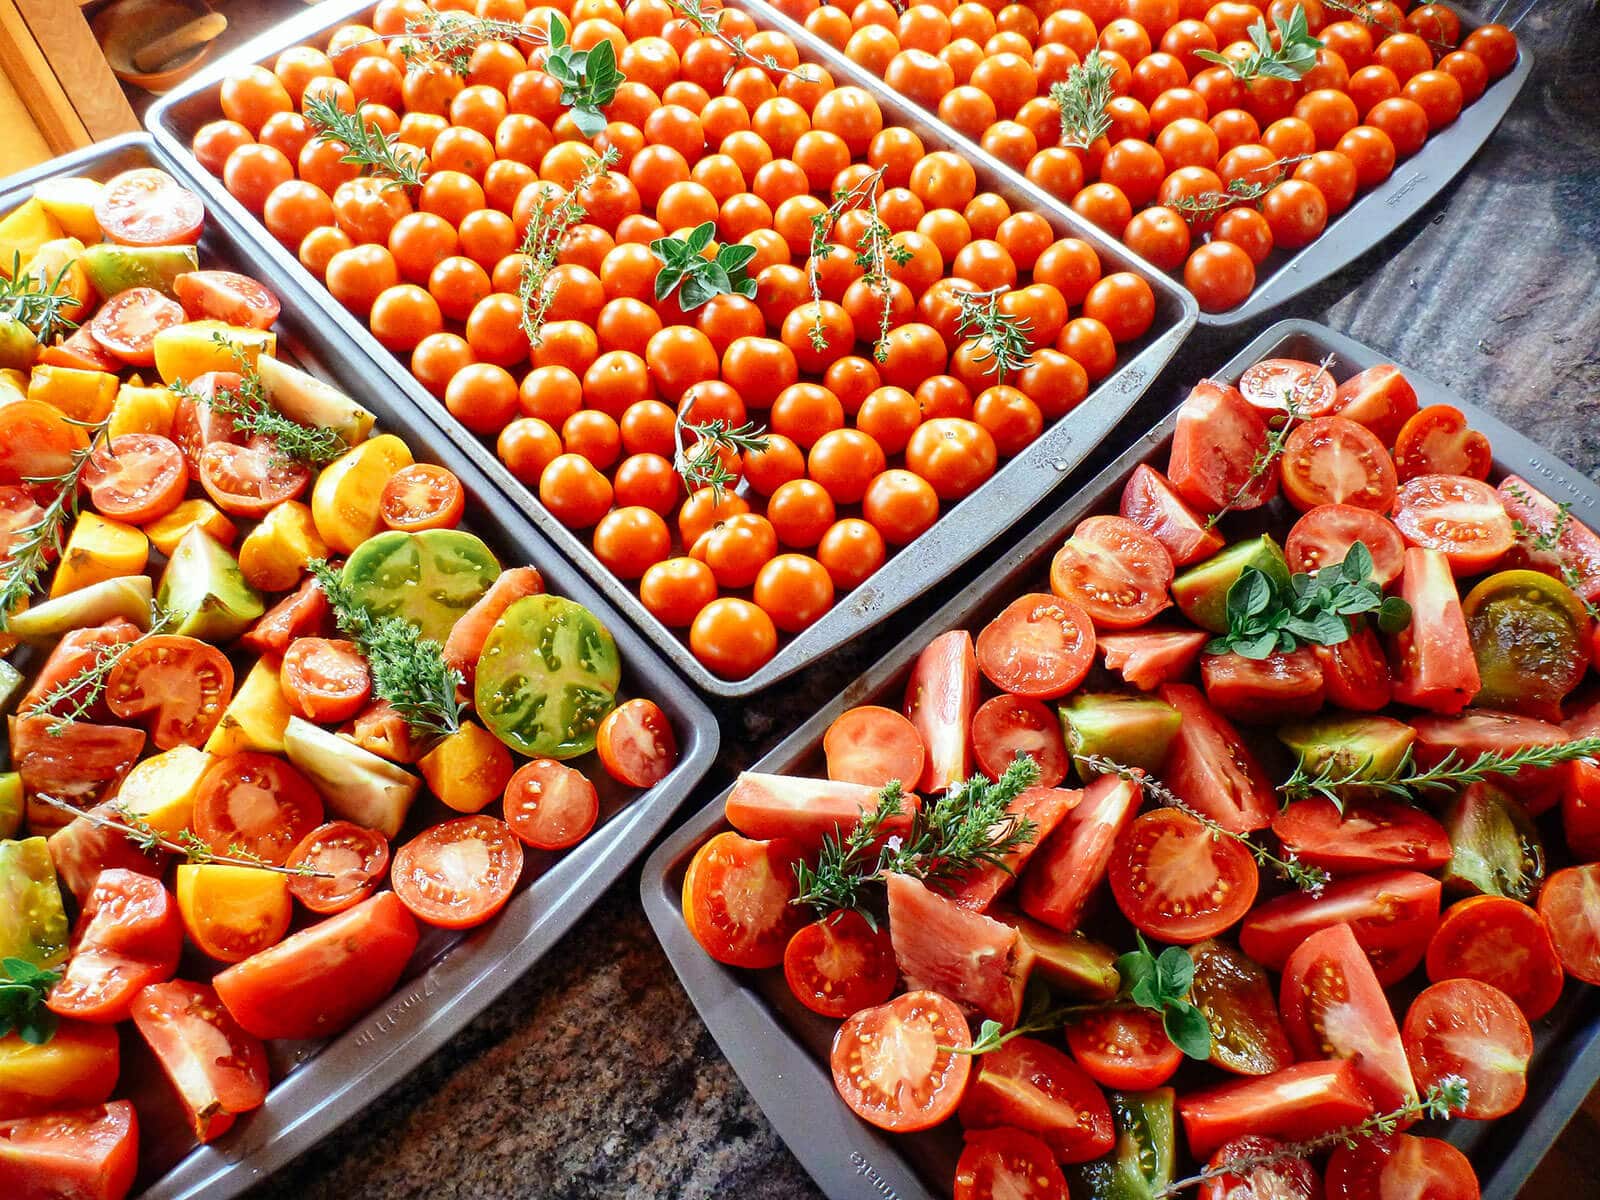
[46,870,182,1024]
[1198,1136,1319,1200]
[682,831,807,968]
[504,758,600,849]
[1498,474,1600,603]
[1159,683,1276,833]
[131,979,268,1142]
[832,990,973,1133]
[1279,922,1418,1112]
[379,462,466,531]
[1392,474,1514,574]
[1325,1133,1480,1200]
[976,592,1097,699]
[782,910,897,1018]
[822,705,927,788]
[1273,797,1451,875]
[171,372,243,473]
[1393,404,1492,482]
[1329,363,1419,447]
[81,434,188,525]
[596,698,678,787]
[955,1128,1073,1200]
[173,270,281,329]
[175,864,291,963]
[1018,774,1140,932]
[1110,808,1260,944]
[0,1101,139,1200]
[242,575,330,655]
[1402,978,1530,1120]
[1286,503,1405,583]
[1066,1006,1183,1090]
[959,1035,1114,1162]
[212,891,419,1041]
[1391,546,1480,714]
[971,693,1068,786]
[87,287,185,367]
[903,629,978,793]
[281,637,371,724]
[285,821,390,915]
[1200,648,1326,723]
[0,399,85,489]
[1119,463,1224,567]
[1167,379,1277,514]
[1238,357,1338,416]
[104,634,233,750]
[1279,416,1397,512]
[1189,939,1294,1077]
[1099,628,1209,691]
[1049,515,1174,630]
[1538,863,1600,985]
[1243,869,1440,985]
[1315,620,1394,711]
[192,752,325,865]
[199,437,312,518]
[391,814,523,929]
[1178,1059,1373,1160]
[1426,894,1566,1020]
[93,168,204,246]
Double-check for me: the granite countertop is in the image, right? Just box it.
[244,0,1600,1195]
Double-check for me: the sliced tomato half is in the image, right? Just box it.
[782,910,896,1018]
[1402,978,1531,1120]
[830,991,972,1133]
[1537,863,1600,986]
[1065,1006,1182,1091]
[683,831,807,969]
[1049,516,1174,631]
[47,869,182,1025]
[959,1035,1115,1163]
[1325,1133,1480,1200]
[1167,379,1277,515]
[104,634,233,750]
[903,629,979,793]
[87,287,185,367]
[131,979,269,1142]
[822,704,927,788]
[970,694,1069,786]
[955,1128,1073,1200]
[1158,683,1276,833]
[1242,869,1440,984]
[1198,1136,1319,1200]
[1109,807,1260,944]
[1426,894,1566,1021]
[977,593,1097,698]
[1285,502,1406,584]
[1238,357,1337,416]
[1394,404,1491,482]
[1497,474,1600,602]
[173,270,281,330]
[1177,1059,1373,1161]
[1119,463,1225,567]
[1392,474,1514,575]
[1329,363,1418,447]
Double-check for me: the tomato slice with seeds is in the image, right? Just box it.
[104,634,233,750]
[280,637,371,725]
[171,372,243,474]
[173,270,281,330]
[1178,1060,1373,1160]
[1279,416,1398,512]
[39,324,122,371]
[81,434,188,525]
[1427,894,1565,1021]
[46,869,183,1024]
[198,437,312,518]
[1538,863,1600,986]
[1393,403,1492,482]
[1411,708,1570,811]
[1119,462,1225,567]
[1065,1006,1182,1091]
[93,167,204,246]
[596,697,678,788]
[1325,1133,1479,1200]
[1285,502,1406,583]
[1198,1136,1319,1200]
[1049,515,1174,630]
[0,1101,139,1200]
[1391,474,1514,574]
[1238,357,1337,416]
[285,821,391,915]
[87,287,185,367]
[379,462,467,531]
[1189,939,1294,1077]
[970,693,1068,786]
[682,831,807,969]
[832,990,973,1133]
[782,910,896,1018]
[1402,978,1531,1120]
[955,1128,1072,1200]
[822,704,927,789]
[976,592,1097,699]
[1314,620,1394,711]
[1159,683,1276,834]
[0,486,45,568]
[1498,473,1600,603]
[504,758,600,850]
[1329,363,1419,447]
[958,1034,1114,1162]
[1391,546,1480,714]
[1109,808,1259,944]
[391,815,523,929]
[1167,379,1278,515]
[1273,797,1451,875]
[1241,869,1440,985]
[1279,922,1418,1114]
[191,752,325,866]
[131,980,268,1142]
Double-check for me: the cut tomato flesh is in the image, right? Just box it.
[886,871,1035,1026]
[1017,774,1140,932]
[723,772,918,849]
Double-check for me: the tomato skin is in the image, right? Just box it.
[1167,379,1277,515]
[831,991,972,1133]
[1178,1059,1373,1160]
[1244,869,1440,984]
[1018,774,1140,932]
[596,698,678,787]
[1401,978,1531,1120]
[903,629,979,793]
[131,979,269,1141]
[1273,797,1450,876]
[959,1035,1115,1163]
[1287,503,1406,585]
[47,870,182,1024]
[285,821,390,915]
[683,831,807,969]
[1190,938,1295,1078]
[954,1128,1073,1200]
[1390,546,1480,714]
[976,593,1097,699]
[1200,648,1326,723]
[970,694,1068,787]
[1110,807,1260,943]
[0,1101,139,1200]
[392,815,523,929]
[213,891,420,1041]
[1049,515,1174,630]
[1066,1007,1183,1090]
[782,910,897,1018]
[1324,1133,1480,1200]
[1538,863,1600,986]
[1119,463,1226,567]
[1159,683,1276,834]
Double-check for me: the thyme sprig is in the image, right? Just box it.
[2,251,78,343]
[673,409,770,500]
[806,166,907,363]
[173,338,349,466]
[1283,737,1600,809]
[1321,0,1454,55]
[517,146,618,348]
[309,560,465,740]
[1505,481,1600,620]
[304,95,425,190]
[661,0,817,84]
[393,11,533,75]
[1196,7,1323,82]
[20,605,173,736]
[1169,155,1315,224]
[1085,756,1330,894]
[1203,353,1334,530]
[1050,54,1116,150]
[1153,1078,1471,1197]
[955,287,1033,382]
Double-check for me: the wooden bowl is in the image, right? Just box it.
[93,0,225,93]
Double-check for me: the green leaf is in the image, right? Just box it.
[1341,541,1373,583]
[1284,609,1350,646]
[1129,976,1163,1011]
[547,14,566,49]
[1164,1001,1213,1060]
[1378,595,1414,634]
[734,276,758,299]
[1156,946,1194,996]
[679,274,717,310]
[1230,569,1275,620]
[652,268,682,301]
[716,242,758,273]
[18,1008,56,1045]
[1248,17,1274,56]
[587,37,617,78]
[1234,630,1281,659]
[687,221,716,254]
[571,105,606,138]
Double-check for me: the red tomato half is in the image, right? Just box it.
[173,270,282,329]
[1066,1007,1183,1090]
[81,434,188,526]
[904,629,979,793]
[285,821,391,915]
[1391,546,1480,714]
[782,910,897,1018]
[87,287,185,367]
[1190,939,1296,1078]
[213,891,420,1041]
[683,831,807,968]
[1099,628,1209,691]
[105,634,232,750]
[11,717,143,814]
[1393,404,1492,482]
[0,1101,139,1200]
[1285,502,1406,583]
[970,694,1069,786]
[192,752,324,865]
[597,698,678,787]
[93,168,204,245]
[199,437,312,518]
[131,980,269,1141]
[1410,708,1570,811]
[1110,808,1259,944]
[391,815,523,929]
[1279,923,1418,1113]
[379,463,466,531]
[1168,379,1277,515]
[1273,797,1450,875]
[1238,357,1337,416]
[1498,474,1600,603]
[1392,474,1514,574]
[959,1035,1114,1162]
[1119,463,1224,567]
[1242,869,1440,984]
[1179,1059,1373,1160]
[1329,363,1418,447]
[242,575,329,655]
[1049,515,1174,630]
[1325,1133,1479,1200]
[1279,416,1397,513]
[831,991,972,1132]
[1200,648,1326,723]
[977,592,1097,698]
[1426,894,1566,1021]
[955,1128,1072,1200]
[1159,683,1276,833]
[1018,774,1139,933]
[823,705,927,788]
[1315,620,1393,711]
[1538,863,1600,986]
[47,870,182,1025]
[1402,979,1531,1120]
[281,637,371,725]
[1198,1136,1319,1200]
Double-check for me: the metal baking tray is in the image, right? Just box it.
[144,0,1197,698]
[739,0,1531,329]
[0,134,720,1200]
[641,317,1600,1200]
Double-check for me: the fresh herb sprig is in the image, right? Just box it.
[1,251,78,343]
[1197,7,1323,82]
[807,166,907,363]
[173,338,349,467]
[20,605,172,736]
[1283,736,1600,809]
[1050,55,1116,150]
[304,95,425,190]
[393,11,532,75]
[1085,756,1330,894]
[310,561,465,740]
[1320,0,1453,54]
[0,957,60,1045]
[1505,482,1600,620]
[1153,1078,1470,1197]
[1203,354,1334,530]
[652,222,758,310]
[673,409,770,500]
[1207,543,1412,660]
[544,16,625,138]
[1168,154,1315,222]
[517,146,618,347]
[954,287,1033,382]
[661,0,816,84]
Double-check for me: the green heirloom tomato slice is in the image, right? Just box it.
[0,836,70,969]
[342,529,500,644]
[1462,569,1587,718]
[475,595,620,758]
[1072,1088,1176,1200]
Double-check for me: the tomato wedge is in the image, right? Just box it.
[0,1101,139,1200]
[1426,894,1566,1020]
[1098,628,1209,691]
[173,270,281,330]
[1278,416,1397,512]
[831,991,972,1133]
[1279,922,1418,1113]
[104,634,232,750]
[93,168,204,246]
[1391,546,1480,714]
[1394,404,1492,482]
[1177,1059,1373,1160]
[39,325,121,372]
[131,979,268,1141]
[683,831,807,968]
[20,621,140,722]
[1018,773,1140,932]
[1498,474,1600,603]
[903,629,979,793]
[192,752,324,866]
[81,434,188,525]
[379,463,466,531]
[596,698,678,787]
[391,815,523,929]
[970,694,1069,786]
[976,592,1097,698]
[1198,1136,1319,1200]
[199,437,312,518]
[1049,516,1174,630]
[171,372,243,473]
[955,1128,1073,1200]
[1314,620,1394,711]
[1066,1006,1183,1090]
[1189,939,1294,1077]
[11,717,144,818]
[47,870,182,1024]
[1119,463,1224,567]
[1401,978,1531,1120]
[782,910,897,1018]
[724,772,915,848]
[1391,474,1514,574]
[1200,648,1326,723]
[1410,708,1570,812]
[1329,363,1419,446]
[285,821,390,915]
[886,872,1035,1024]
[1167,379,1277,515]
[0,1020,119,1120]
[504,758,601,849]
[1109,808,1260,943]
[959,1035,1115,1162]
[949,786,1079,912]
[1537,863,1600,985]
[87,287,185,367]
[1242,869,1440,984]
[1238,357,1337,416]
[242,575,331,655]
[1272,797,1451,875]
[1159,683,1276,833]
[1325,1133,1480,1200]
[1285,502,1406,584]
[280,637,371,725]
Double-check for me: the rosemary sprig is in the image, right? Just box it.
[673,410,769,501]
[20,605,173,735]
[955,287,1033,382]
[173,339,349,466]
[0,957,60,1045]
[1085,756,1330,894]
[31,794,330,878]
[1203,352,1333,530]
[1283,737,1600,809]
[310,560,465,740]
[1196,7,1322,82]
[1050,55,1116,151]
[517,146,618,348]
[661,0,816,83]
[807,166,907,363]
[304,94,424,190]
[791,780,906,927]
[2,251,78,343]
[1153,1078,1470,1197]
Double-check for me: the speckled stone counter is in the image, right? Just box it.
[247,0,1600,1195]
